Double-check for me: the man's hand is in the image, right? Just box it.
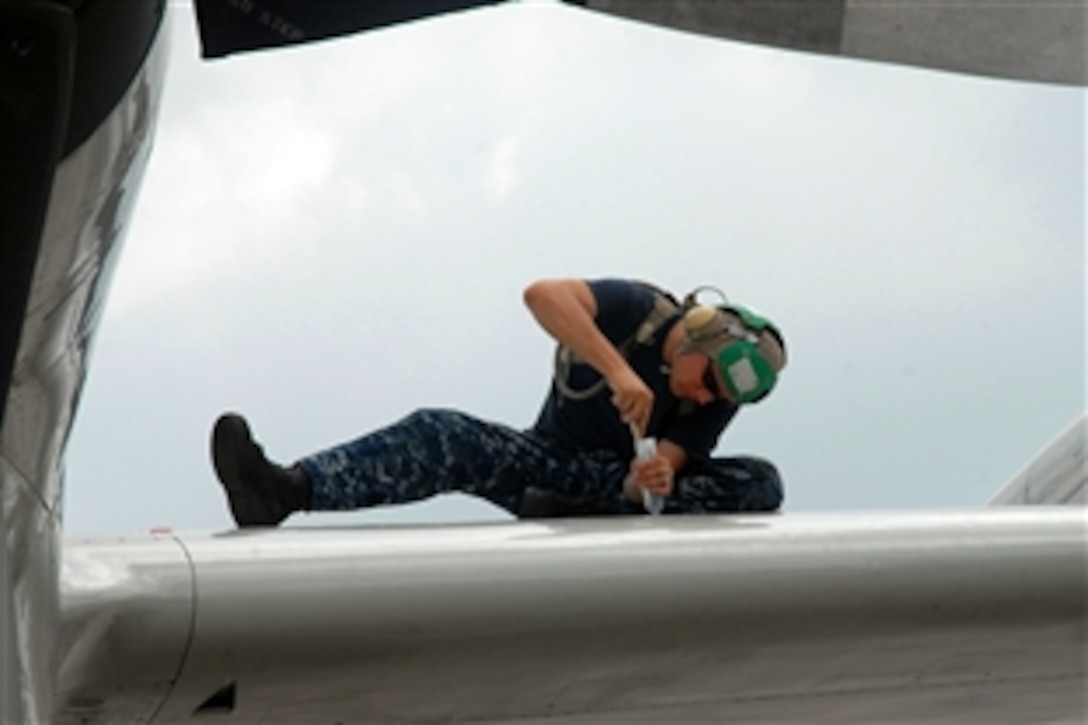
[624,454,675,500]
[623,439,687,504]
[608,367,653,436]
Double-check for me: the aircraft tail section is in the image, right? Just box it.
[988,415,1086,507]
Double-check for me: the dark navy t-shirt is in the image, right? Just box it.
[532,279,736,461]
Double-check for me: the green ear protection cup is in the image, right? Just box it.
[682,302,785,404]
[717,304,783,403]
[715,338,778,404]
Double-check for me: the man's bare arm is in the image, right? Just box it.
[523,278,653,434]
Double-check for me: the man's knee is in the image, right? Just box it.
[740,456,784,512]
[680,455,785,513]
[402,408,466,428]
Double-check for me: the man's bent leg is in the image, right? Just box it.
[667,456,784,514]
[516,447,634,518]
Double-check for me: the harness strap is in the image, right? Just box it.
[553,289,680,402]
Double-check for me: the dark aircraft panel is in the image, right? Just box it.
[192,0,1085,84]
[0,3,75,434]
[568,0,1086,85]
[564,0,848,53]
[194,0,505,58]
[63,0,166,155]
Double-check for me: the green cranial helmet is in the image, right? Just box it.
[679,288,786,405]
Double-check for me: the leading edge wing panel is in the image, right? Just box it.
[193,0,505,58]
[565,0,1087,86]
[61,511,1087,722]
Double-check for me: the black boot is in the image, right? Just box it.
[517,487,614,518]
[211,413,312,528]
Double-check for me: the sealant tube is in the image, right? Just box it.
[634,436,665,515]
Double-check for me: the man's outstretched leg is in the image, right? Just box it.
[211,413,312,527]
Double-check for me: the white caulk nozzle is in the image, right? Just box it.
[630,424,664,515]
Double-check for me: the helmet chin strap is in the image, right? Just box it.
[663,316,695,366]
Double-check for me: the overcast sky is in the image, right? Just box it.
[63,1,1084,537]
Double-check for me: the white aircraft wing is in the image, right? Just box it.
[58,508,1086,722]
[989,415,1087,506]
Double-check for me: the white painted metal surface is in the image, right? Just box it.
[990,414,1087,506]
[59,510,1087,722]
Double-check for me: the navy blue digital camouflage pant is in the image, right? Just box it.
[296,408,783,516]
